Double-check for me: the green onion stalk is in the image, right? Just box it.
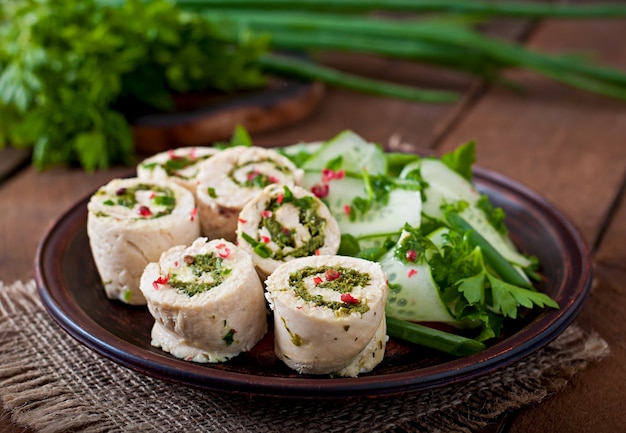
[95,0,626,103]
[196,9,626,102]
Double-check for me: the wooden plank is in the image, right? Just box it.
[436,18,626,248]
[253,53,477,149]
[0,148,30,183]
[595,181,626,268]
[0,165,132,283]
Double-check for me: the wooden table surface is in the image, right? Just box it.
[1,15,625,433]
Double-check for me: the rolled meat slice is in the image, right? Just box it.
[264,255,388,377]
[196,146,304,242]
[237,184,340,279]
[139,237,267,363]
[137,146,218,198]
[87,178,200,305]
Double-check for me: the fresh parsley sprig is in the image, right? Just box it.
[0,0,267,170]
[430,226,558,341]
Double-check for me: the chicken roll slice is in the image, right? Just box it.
[137,146,219,197]
[196,146,304,241]
[237,184,340,279]
[140,237,267,363]
[87,178,200,305]
[265,255,388,377]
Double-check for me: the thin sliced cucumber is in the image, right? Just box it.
[382,253,460,325]
[303,172,422,239]
[381,230,471,328]
[401,157,531,269]
[277,141,323,163]
[459,206,531,269]
[302,130,387,175]
[401,157,480,219]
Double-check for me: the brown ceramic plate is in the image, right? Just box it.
[35,166,592,399]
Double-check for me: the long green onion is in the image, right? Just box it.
[386,316,486,357]
[177,0,626,19]
[203,10,626,101]
[444,211,533,290]
[258,53,459,103]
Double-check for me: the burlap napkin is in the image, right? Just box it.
[0,280,609,433]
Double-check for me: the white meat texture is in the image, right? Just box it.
[137,146,219,198]
[87,178,200,305]
[265,255,388,377]
[140,237,267,363]
[195,146,304,242]
[237,184,340,279]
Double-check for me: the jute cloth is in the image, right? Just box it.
[0,280,610,433]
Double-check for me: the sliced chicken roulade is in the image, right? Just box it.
[139,237,267,363]
[196,146,304,242]
[237,184,340,279]
[265,255,388,377]
[87,178,200,305]
[137,146,219,198]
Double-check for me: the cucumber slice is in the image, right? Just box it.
[401,157,531,269]
[381,248,465,327]
[459,206,532,270]
[383,229,479,328]
[401,158,480,219]
[277,141,324,164]
[302,130,387,175]
[303,172,421,239]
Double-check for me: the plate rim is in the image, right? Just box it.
[35,165,593,399]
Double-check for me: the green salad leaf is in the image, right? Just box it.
[441,140,476,181]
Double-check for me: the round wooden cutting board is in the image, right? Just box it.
[130,78,325,155]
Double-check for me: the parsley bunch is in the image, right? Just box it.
[429,227,557,341]
[0,0,267,170]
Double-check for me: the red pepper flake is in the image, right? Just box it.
[149,192,156,199]
[189,207,198,221]
[238,218,248,224]
[311,183,329,198]
[215,243,226,249]
[246,170,260,181]
[261,209,272,218]
[168,149,176,159]
[174,261,179,267]
[408,269,418,278]
[341,293,359,304]
[152,274,170,290]
[314,249,321,256]
[343,204,352,216]
[324,269,341,281]
[297,305,303,310]
[313,276,323,285]
[115,187,127,196]
[138,206,152,217]
[269,175,280,184]
[261,236,271,244]
[189,147,197,159]
[405,249,417,262]
[322,168,345,182]
[276,193,284,204]
[218,247,231,258]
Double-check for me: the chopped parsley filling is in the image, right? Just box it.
[228,158,293,188]
[168,253,232,297]
[96,183,177,219]
[288,265,371,315]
